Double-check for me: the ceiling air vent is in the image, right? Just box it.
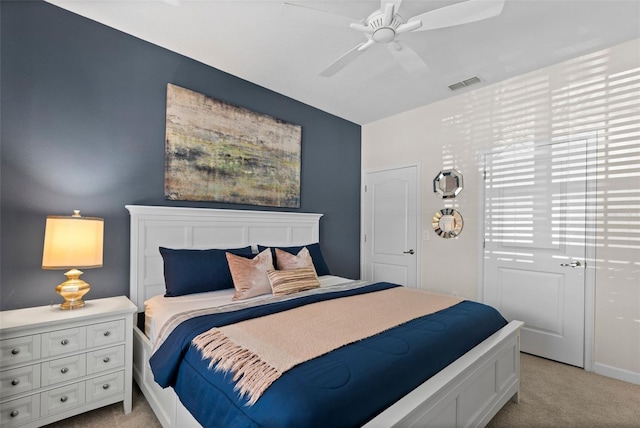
[448,76,482,91]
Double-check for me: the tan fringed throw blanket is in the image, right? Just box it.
[193,287,463,405]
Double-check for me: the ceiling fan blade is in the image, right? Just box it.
[396,20,422,34]
[383,0,403,13]
[319,43,368,77]
[408,0,505,32]
[381,3,395,27]
[350,22,374,34]
[358,39,376,52]
[388,41,429,79]
[280,2,357,27]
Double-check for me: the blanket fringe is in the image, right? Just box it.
[193,329,280,405]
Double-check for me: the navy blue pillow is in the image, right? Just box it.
[258,243,331,276]
[160,246,254,297]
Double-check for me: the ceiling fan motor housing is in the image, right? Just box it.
[367,11,404,43]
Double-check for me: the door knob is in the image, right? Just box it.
[403,249,415,255]
[560,261,582,268]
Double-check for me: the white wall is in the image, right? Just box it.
[362,39,640,382]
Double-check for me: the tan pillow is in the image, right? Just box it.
[275,247,314,270]
[227,248,274,301]
[267,266,320,296]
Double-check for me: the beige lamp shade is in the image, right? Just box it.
[42,211,104,269]
[42,211,104,310]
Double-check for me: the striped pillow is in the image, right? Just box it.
[267,266,320,296]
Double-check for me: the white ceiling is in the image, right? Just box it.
[46,0,640,124]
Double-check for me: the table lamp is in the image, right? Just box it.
[42,210,104,310]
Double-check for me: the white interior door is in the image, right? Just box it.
[363,166,418,288]
[482,141,587,367]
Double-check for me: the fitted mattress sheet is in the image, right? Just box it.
[144,275,354,345]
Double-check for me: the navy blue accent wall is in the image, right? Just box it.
[0,1,361,311]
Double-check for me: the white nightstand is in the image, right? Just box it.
[0,296,137,428]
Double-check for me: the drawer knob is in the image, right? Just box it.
[102,384,110,390]
[11,379,20,386]
[61,367,69,374]
[11,348,20,355]
[60,339,69,346]
[60,395,68,403]
[103,357,111,363]
[10,410,19,418]
[103,331,111,337]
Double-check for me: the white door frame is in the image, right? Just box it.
[361,163,421,287]
[476,138,597,372]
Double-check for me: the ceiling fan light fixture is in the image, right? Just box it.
[373,27,396,43]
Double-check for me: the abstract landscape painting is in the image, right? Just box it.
[164,84,301,208]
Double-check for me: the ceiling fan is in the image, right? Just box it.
[282,0,505,78]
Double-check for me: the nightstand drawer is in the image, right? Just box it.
[86,371,124,402]
[87,319,124,348]
[41,354,87,387]
[40,381,86,417]
[0,395,40,428]
[42,326,86,358]
[0,365,40,398]
[87,345,124,374]
[0,335,40,367]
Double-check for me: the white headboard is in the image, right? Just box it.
[126,205,323,312]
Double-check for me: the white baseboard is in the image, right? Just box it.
[593,362,640,385]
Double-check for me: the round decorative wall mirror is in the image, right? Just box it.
[433,169,463,199]
[432,208,464,238]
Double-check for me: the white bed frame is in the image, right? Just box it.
[127,205,523,428]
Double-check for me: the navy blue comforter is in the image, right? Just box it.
[150,283,507,427]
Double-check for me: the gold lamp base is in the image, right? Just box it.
[55,268,90,310]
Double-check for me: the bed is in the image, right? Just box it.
[127,205,523,427]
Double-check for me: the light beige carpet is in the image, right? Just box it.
[44,384,161,428]
[488,353,640,427]
[45,353,640,427]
